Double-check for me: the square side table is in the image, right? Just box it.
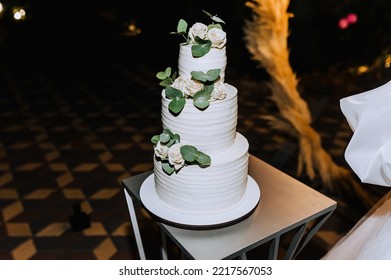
[122,155,337,259]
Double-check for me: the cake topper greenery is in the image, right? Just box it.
[155,10,227,115]
[151,128,211,175]
[170,10,226,58]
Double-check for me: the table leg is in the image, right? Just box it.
[292,210,335,259]
[269,237,280,259]
[284,224,306,259]
[124,189,146,260]
[160,227,168,260]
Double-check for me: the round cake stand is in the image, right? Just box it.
[139,174,261,230]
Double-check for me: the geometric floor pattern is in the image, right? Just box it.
[0,24,388,259]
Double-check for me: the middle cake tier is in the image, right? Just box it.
[161,83,238,153]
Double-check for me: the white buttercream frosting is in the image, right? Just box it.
[178,44,227,81]
[151,27,254,216]
[154,133,249,214]
[161,84,237,153]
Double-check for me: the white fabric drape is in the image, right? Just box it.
[323,80,391,259]
[340,80,391,186]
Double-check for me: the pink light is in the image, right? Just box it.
[346,13,358,24]
[338,18,349,29]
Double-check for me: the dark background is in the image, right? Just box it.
[3,0,391,75]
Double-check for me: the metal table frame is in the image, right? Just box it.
[123,155,337,260]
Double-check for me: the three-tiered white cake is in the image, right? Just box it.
[143,12,259,223]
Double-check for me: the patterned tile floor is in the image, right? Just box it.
[0,24,388,260]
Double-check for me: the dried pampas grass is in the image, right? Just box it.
[243,0,374,207]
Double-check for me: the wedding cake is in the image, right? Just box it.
[146,11,259,219]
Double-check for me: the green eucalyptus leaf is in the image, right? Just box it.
[193,85,213,109]
[192,38,212,58]
[191,69,220,83]
[192,44,211,58]
[202,10,213,18]
[165,86,183,99]
[190,71,208,82]
[151,135,160,144]
[177,19,188,34]
[172,133,180,143]
[194,36,210,45]
[196,84,214,96]
[162,162,175,175]
[163,128,174,138]
[169,97,186,114]
[202,10,225,24]
[204,84,214,93]
[193,98,210,110]
[195,151,211,166]
[167,138,175,147]
[159,131,170,143]
[156,71,167,80]
[180,145,198,162]
[205,69,221,81]
[165,67,172,77]
[208,23,223,30]
[210,16,225,24]
[159,78,173,87]
[193,87,212,99]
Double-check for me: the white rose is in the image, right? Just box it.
[183,79,204,97]
[154,141,169,160]
[171,76,187,93]
[168,143,185,171]
[189,22,208,43]
[210,81,227,101]
[207,28,227,49]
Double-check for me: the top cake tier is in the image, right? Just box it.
[178,45,227,82]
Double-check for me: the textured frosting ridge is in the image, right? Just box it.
[154,133,249,214]
[178,45,227,81]
[161,84,237,153]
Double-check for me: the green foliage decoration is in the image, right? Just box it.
[156,67,176,87]
[170,10,225,58]
[151,128,211,175]
[180,145,211,166]
[156,67,221,113]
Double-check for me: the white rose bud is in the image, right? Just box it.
[171,76,187,93]
[154,141,169,160]
[168,143,185,171]
[207,28,227,49]
[189,22,208,43]
[184,79,204,97]
[210,81,227,101]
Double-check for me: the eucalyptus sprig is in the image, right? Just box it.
[202,10,225,25]
[156,67,177,87]
[156,67,221,114]
[180,145,211,167]
[151,128,180,147]
[165,86,186,114]
[151,128,211,175]
[170,10,225,58]
[190,68,221,109]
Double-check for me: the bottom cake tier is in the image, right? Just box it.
[153,132,249,215]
